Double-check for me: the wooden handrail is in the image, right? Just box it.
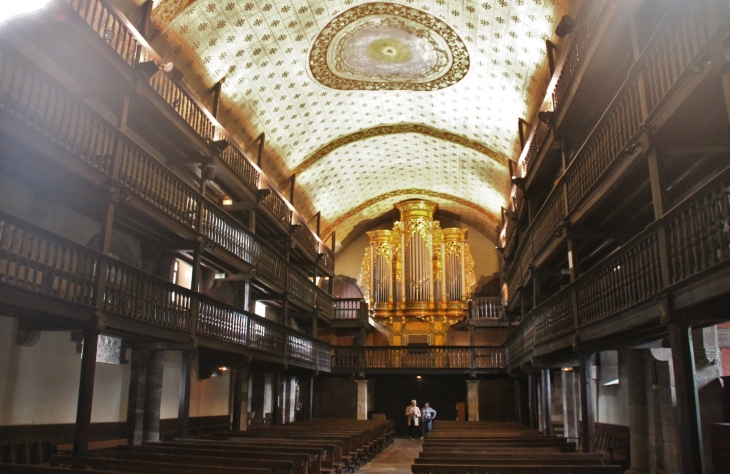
[331,346,505,370]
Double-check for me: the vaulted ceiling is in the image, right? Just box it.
[142,0,580,248]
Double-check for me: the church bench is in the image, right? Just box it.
[411,464,625,474]
[421,446,579,454]
[150,441,326,474]
[594,423,630,469]
[0,466,127,474]
[87,449,295,474]
[418,452,604,462]
[207,437,341,469]
[118,444,310,474]
[51,455,271,474]
[0,437,55,465]
[414,458,604,466]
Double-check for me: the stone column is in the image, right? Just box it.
[561,368,579,442]
[250,372,266,424]
[541,369,553,436]
[126,349,150,445]
[231,363,250,431]
[466,379,480,421]
[627,350,650,474]
[142,350,164,442]
[356,379,369,420]
[285,376,297,423]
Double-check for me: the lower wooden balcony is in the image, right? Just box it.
[331,346,505,374]
[0,210,331,372]
[505,162,730,369]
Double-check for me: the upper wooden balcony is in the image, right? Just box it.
[7,0,333,277]
[504,0,730,310]
[0,37,333,325]
[0,210,331,372]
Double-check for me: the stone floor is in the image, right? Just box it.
[360,439,421,474]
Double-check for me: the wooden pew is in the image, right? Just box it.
[412,465,625,474]
[52,455,271,474]
[87,449,295,474]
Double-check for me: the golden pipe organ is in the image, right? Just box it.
[360,201,476,345]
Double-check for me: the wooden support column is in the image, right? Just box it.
[143,350,164,442]
[72,328,99,456]
[212,79,224,119]
[250,373,266,424]
[273,372,284,425]
[668,321,705,474]
[541,369,553,436]
[579,353,596,453]
[249,209,257,234]
[289,174,296,206]
[515,378,523,425]
[176,350,193,438]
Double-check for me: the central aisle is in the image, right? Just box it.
[359,439,422,474]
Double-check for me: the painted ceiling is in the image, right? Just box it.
[141,0,580,247]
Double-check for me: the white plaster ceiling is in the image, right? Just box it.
[144,0,580,245]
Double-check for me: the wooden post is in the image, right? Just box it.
[541,369,553,436]
[579,353,596,452]
[515,378,523,425]
[546,40,558,75]
[231,362,250,431]
[212,79,223,119]
[668,321,705,474]
[176,350,193,438]
[72,328,99,456]
[315,212,321,237]
[289,174,296,206]
[126,348,150,445]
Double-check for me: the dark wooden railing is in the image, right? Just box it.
[331,346,504,370]
[0,211,331,371]
[315,287,334,321]
[507,163,730,364]
[62,0,332,266]
[505,0,725,306]
[471,297,504,320]
[551,0,614,112]
[0,40,333,314]
[333,298,367,321]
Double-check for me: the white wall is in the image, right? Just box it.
[0,316,230,426]
[595,351,630,426]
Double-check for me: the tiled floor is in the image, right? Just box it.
[360,439,421,474]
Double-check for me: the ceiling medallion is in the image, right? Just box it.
[309,3,470,91]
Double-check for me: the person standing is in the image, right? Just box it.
[405,399,421,441]
[421,402,437,437]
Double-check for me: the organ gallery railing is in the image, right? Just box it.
[331,346,505,370]
[504,0,721,306]
[61,0,333,272]
[333,298,368,321]
[0,39,331,315]
[471,297,504,320]
[0,211,331,371]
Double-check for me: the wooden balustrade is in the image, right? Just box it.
[333,298,365,320]
[471,297,504,319]
[530,186,567,255]
[665,169,730,285]
[288,268,315,308]
[551,0,613,112]
[315,287,334,320]
[148,70,215,140]
[0,211,330,369]
[534,290,574,344]
[200,203,255,263]
[520,120,549,177]
[321,246,335,272]
[65,0,141,67]
[62,0,334,263]
[331,346,504,370]
[641,1,712,114]
[0,215,98,306]
[292,216,320,257]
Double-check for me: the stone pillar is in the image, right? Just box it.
[466,379,480,421]
[273,372,284,425]
[627,350,650,474]
[541,369,553,436]
[72,329,99,456]
[176,350,193,438]
[579,353,596,453]
[668,322,704,474]
[561,368,579,442]
[142,350,164,442]
[231,363,250,431]
[537,377,543,433]
[285,376,297,423]
[693,326,723,473]
[528,373,538,429]
[126,349,150,445]
[250,372,266,424]
[356,380,369,420]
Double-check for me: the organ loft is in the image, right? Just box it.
[360,200,476,345]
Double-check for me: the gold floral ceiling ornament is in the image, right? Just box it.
[309,3,469,91]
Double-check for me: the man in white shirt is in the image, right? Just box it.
[405,399,421,441]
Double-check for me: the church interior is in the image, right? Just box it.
[0,0,729,473]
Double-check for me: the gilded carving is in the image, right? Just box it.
[373,242,392,264]
[465,244,476,298]
[360,246,371,302]
[445,241,461,261]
